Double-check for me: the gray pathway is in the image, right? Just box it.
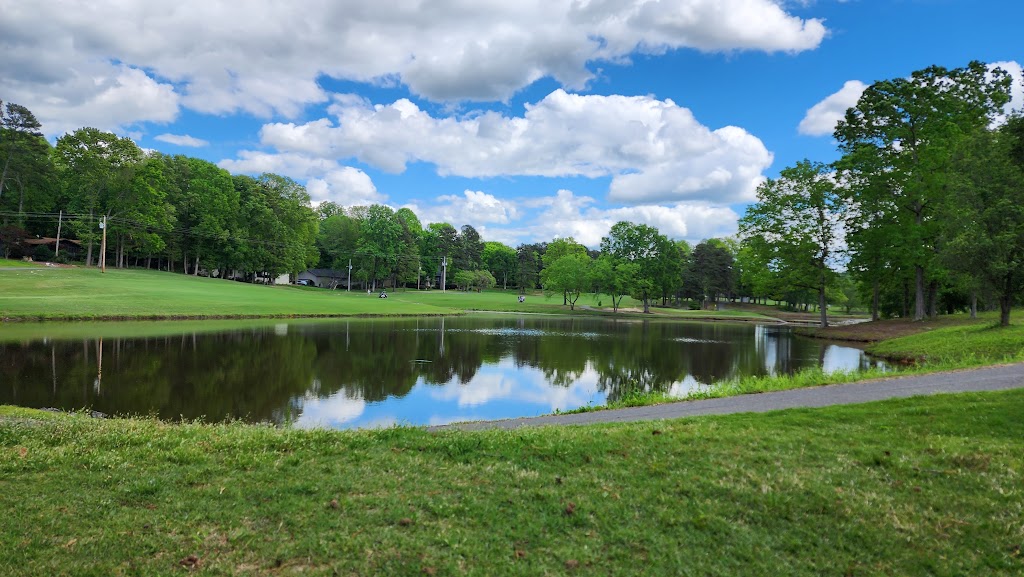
[435,363,1024,431]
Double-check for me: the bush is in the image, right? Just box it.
[32,245,55,262]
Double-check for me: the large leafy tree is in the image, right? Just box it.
[686,240,734,309]
[543,253,591,310]
[541,237,588,304]
[54,127,144,265]
[0,101,52,224]
[356,204,403,289]
[160,156,237,275]
[941,117,1024,326]
[482,241,517,290]
[457,224,485,272]
[739,160,846,327]
[835,61,1012,320]
[515,243,543,293]
[600,221,666,313]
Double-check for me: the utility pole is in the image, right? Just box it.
[55,210,63,257]
[347,259,352,292]
[99,216,107,273]
[441,256,447,293]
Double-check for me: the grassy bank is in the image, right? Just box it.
[2,390,1023,576]
[0,266,458,319]
[0,265,772,322]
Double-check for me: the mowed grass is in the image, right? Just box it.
[0,258,41,268]
[0,266,773,321]
[868,312,1024,364]
[0,267,456,319]
[2,390,1022,576]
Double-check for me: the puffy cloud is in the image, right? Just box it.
[798,80,868,136]
[406,190,520,228]
[254,90,772,204]
[5,64,180,137]
[154,133,209,147]
[218,152,385,206]
[483,189,739,247]
[991,60,1024,122]
[2,0,827,129]
[801,62,1024,137]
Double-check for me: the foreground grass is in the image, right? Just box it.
[2,391,1022,576]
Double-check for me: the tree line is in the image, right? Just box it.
[738,61,1024,327]
[0,99,742,306]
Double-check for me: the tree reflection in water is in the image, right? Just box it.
[0,316,882,426]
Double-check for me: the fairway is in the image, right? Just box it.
[0,267,456,319]
[0,266,773,321]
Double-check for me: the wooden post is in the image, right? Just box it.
[55,210,62,257]
[99,216,107,273]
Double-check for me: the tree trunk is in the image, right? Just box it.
[194,253,200,276]
[86,211,94,266]
[872,279,880,322]
[927,279,939,318]
[914,266,926,321]
[818,278,828,328]
[999,295,1012,327]
[970,290,977,319]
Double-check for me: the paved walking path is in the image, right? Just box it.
[436,363,1024,431]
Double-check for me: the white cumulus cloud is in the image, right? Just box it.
[218,152,385,206]
[154,133,209,147]
[406,190,520,228]
[1,0,827,131]
[483,189,740,247]
[251,90,773,205]
[798,80,868,137]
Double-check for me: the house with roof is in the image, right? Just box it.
[297,268,348,289]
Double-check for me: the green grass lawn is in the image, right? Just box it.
[868,314,1024,364]
[0,267,457,319]
[0,257,42,268]
[0,266,772,321]
[2,390,1022,576]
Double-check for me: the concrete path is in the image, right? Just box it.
[435,363,1024,432]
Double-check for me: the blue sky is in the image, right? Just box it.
[2,0,1021,247]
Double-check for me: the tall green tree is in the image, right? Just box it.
[739,160,846,327]
[541,237,588,304]
[54,128,144,265]
[942,117,1024,326]
[589,254,639,312]
[600,221,666,313]
[482,241,517,290]
[835,61,1012,320]
[515,243,542,293]
[357,204,403,289]
[543,252,592,310]
[686,240,734,309]
[0,101,52,223]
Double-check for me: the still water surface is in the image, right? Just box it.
[0,316,883,429]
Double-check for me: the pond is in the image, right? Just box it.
[0,315,884,429]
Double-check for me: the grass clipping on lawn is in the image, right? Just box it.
[2,391,1023,576]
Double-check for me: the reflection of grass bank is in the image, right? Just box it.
[3,390,1022,575]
